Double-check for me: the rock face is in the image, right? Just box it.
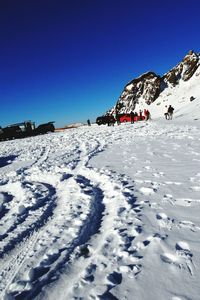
[164,50,199,84]
[112,50,200,114]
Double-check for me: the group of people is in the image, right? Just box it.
[89,105,175,126]
[164,105,174,120]
[129,109,151,123]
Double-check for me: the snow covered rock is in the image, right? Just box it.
[164,50,199,84]
[110,50,200,114]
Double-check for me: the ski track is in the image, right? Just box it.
[0,122,200,299]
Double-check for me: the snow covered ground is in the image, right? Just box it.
[0,112,200,299]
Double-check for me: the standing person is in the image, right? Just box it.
[107,115,115,126]
[130,111,135,124]
[116,113,121,125]
[190,96,195,101]
[139,110,143,121]
[87,119,91,126]
[144,109,150,121]
[146,109,150,120]
[164,105,169,119]
[115,109,121,125]
[164,112,169,120]
[167,105,174,120]
[144,109,147,120]
[134,112,138,121]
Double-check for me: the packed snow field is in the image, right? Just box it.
[0,117,200,300]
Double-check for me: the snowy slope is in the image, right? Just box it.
[137,66,200,120]
[0,105,200,300]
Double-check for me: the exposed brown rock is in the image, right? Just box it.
[114,72,162,113]
[182,51,199,81]
[110,50,199,114]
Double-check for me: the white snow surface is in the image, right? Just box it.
[1,98,200,299]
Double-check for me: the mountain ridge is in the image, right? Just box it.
[109,50,200,117]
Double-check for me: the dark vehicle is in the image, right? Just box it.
[0,121,55,141]
[1,121,36,140]
[36,122,55,134]
[96,115,116,126]
[2,125,23,140]
[0,126,4,141]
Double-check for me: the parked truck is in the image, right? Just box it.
[0,121,55,141]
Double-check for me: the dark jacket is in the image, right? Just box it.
[168,106,174,114]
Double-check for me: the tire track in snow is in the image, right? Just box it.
[0,192,13,219]
[46,167,147,300]
[1,135,110,299]
[0,182,56,258]
[3,174,105,299]
[0,127,152,299]
[0,182,57,298]
[0,133,87,299]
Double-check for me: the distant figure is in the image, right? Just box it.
[107,115,115,126]
[115,112,120,125]
[147,109,151,120]
[144,109,150,121]
[134,112,138,121]
[190,96,195,102]
[87,119,91,126]
[164,112,169,120]
[139,110,143,120]
[130,111,135,124]
[167,105,174,120]
[164,105,169,119]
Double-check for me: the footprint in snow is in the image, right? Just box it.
[129,239,151,253]
[107,271,122,286]
[175,241,192,258]
[122,264,142,278]
[160,252,180,267]
[149,202,161,209]
[161,241,193,275]
[82,263,97,282]
[144,166,151,170]
[153,172,164,178]
[163,194,173,200]
[179,220,200,232]
[156,213,175,230]
[139,187,156,195]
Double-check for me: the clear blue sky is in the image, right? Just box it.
[0,0,199,127]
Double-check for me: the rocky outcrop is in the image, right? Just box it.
[163,50,199,84]
[181,50,199,81]
[111,50,199,114]
[115,72,161,113]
